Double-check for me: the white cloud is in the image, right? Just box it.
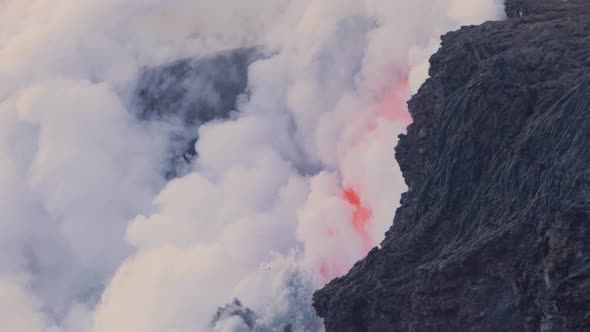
[0,1,504,331]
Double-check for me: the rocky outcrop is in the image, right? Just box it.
[211,299,257,330]
[314,1,590,331]
[134,47,260,178]
[210,299,296,332]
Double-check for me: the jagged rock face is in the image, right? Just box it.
[314,1,590,331]
[504,0,587,18]
[133,47,260,178]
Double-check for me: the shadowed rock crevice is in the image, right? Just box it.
[314,1,590,331]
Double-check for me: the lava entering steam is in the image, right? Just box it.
[0,1,505,331]
[315,76,412,283]
[342,187,372,252]
[369,78,412,131]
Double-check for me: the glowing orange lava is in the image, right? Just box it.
[319,76,410,282]
[342,187,372,252]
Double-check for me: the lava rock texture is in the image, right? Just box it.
[314,1,590,331]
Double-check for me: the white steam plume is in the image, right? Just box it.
[0,1,504,331]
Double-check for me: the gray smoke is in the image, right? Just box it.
[0,1,504,331]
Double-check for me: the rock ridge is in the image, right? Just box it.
[313,1,590,330]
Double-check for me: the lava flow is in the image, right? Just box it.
[342,187,372,252]
[318,77,410,282]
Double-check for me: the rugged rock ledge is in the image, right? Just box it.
[314,1,590,331]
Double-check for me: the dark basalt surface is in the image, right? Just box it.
[133,47,260,178]
[314,1,590,331]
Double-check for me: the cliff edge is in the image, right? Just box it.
[313,1,590,331]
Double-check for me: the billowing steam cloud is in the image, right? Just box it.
[0,1,503,331]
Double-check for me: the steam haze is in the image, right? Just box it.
[0,1,504,331]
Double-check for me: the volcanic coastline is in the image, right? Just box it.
[314,1,590,331]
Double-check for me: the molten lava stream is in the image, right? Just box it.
[319,78,410,282]
[342,187,372,253]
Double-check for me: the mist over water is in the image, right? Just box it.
[0,1,503,331]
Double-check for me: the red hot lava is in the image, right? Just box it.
[342,187,372,252]
[319,76,410,282]
[318,187,373,282]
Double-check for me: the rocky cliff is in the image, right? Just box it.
[314,1,590,331]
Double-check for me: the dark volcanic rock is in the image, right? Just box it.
[134,47,260,178]
[211,299,257,330]
[314,1,590,331]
